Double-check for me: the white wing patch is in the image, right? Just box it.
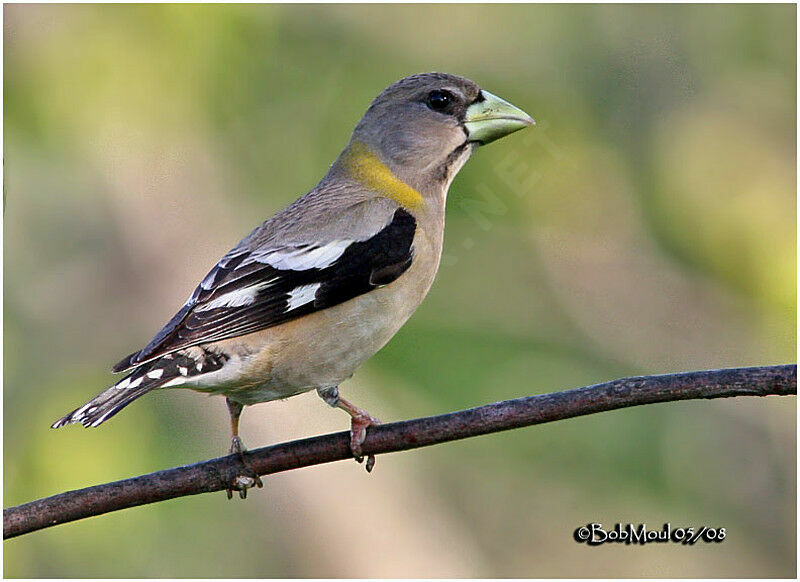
[286,282,321,310]
[197,279,277,311]
[249,240,352,271]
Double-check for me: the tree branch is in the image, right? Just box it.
[4,364,795,539]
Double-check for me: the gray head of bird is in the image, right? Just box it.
[330,72,534,203]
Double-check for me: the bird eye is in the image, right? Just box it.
[426,90,453,112]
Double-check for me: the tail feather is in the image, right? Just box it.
[51,374,160,429]
[52,348,230,429]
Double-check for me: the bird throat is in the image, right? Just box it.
[342,142,424,210]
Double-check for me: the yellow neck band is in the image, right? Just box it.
[342,142,424,210]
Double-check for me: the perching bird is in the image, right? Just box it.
[52,73,534,497]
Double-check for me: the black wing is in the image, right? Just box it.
[113,209,416,372]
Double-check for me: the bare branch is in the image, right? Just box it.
[4,364,795,539]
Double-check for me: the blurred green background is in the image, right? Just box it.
[4,3,796,578]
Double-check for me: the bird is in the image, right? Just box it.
[52,72,534,497]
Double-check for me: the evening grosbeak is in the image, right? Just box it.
[52,73,534,496]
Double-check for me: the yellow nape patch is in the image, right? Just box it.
[343,142,424,209]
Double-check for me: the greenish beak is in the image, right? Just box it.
[464,90,535,145]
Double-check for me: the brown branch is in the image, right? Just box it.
[4,364,796,539]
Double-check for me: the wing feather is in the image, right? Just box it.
[113,208,416,372]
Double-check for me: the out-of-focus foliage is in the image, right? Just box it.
[4,4,795,577]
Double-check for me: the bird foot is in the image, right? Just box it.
[349,412,380,472]
[226,437,264,499]
[229,435,247,455]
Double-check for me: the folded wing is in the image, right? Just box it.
[113,208,416,372]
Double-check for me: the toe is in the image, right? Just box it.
[349,414,380,469]
[226,474,259,500]
[350,428,366,461]
[224,450,263,499]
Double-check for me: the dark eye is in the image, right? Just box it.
[426,90,453,112]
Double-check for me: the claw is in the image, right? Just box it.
[232,475,258,498]
[225,437,263,499]
[315,388,380,473]
[349,411,380,472]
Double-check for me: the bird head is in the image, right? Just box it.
[332,73,534,206]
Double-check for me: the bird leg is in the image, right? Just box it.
[317,386,380,472]
[225,398,264,499]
